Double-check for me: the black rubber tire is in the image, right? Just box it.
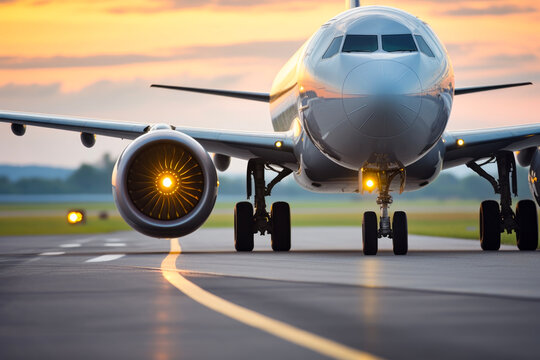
[516,200,538,251]
[392,211,408,255]
[234,202,254,252]
[480,200,501,251]
[362,211,378,255]
[271,202,291,251]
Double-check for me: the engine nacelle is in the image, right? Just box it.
[402,139,445,191]
[213,153,231,172]
[516,147,537,167]
[112,130,218,238]
[528,148,540,207]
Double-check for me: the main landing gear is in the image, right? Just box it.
[234,159,293,252]
[467,152,538,251]
[361,169,408,255]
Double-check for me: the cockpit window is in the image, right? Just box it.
[322,36,343,59]
[414,35,435,57]
[381,34,417,52]
[342,35,378,53]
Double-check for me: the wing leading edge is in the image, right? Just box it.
[443,124,540,169]
[151,82,532,100]
[455,82,532,95]
[0,110,297,167]
[151,84,270,103]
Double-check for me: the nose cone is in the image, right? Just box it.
[342,60,422,138]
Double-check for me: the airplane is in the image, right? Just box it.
[1,1,539,255]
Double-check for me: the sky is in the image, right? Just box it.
[0,0,539,171]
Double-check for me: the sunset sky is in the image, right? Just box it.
[0,0,539,169]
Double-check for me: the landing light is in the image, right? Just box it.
[275,141,283,148]
[365,179,375,189]
[457,139,465,146]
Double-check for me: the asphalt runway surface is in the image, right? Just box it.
[1,227,539,359]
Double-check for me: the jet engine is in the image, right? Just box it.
[528,148,540,207]
[112,129,218,238]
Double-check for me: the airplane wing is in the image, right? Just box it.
[454,82,532,95]
[151,84,270,102]
[443,124,540,169]
[0,110,297,167]
[151,81,532,100]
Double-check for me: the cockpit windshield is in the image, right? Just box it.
[342,35,378,53]
[381,34,417,52]
[414,35,435,57]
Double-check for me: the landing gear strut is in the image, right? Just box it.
[234,159,292,252]
[361,169,408,255]
[467,151,538,251]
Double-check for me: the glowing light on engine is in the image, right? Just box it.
[127,142,204,221]
[162,176,173,188]
[457,139,465,146]
[157,172,179,195]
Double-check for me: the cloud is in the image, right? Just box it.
[454,52,539,71]
[481,53,538,65]
[0,40,303,69]
[0,83,61,98]
[0,74,269,168]
[108,0,310,13]
[444,42,481,55]
[443,5,537,16]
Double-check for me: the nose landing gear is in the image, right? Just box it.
[361,169,408,255]
[234,159,292,252]
[467,152,538,251]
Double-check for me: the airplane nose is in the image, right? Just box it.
[342,60,422,138]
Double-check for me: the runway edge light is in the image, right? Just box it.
[67,210,86,225]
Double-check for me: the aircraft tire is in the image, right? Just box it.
[516,200,538,251]
[392,211,408,255]
[271,202,291,251]
[362,211,378,255]
[234,201,254,252]
[480,200,501,251]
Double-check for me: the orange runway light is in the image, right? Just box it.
[67,210,85,224]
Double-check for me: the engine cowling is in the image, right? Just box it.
[529,148,540,207]
[112,130,218,238]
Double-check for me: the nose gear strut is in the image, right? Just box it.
[360,168,408,255]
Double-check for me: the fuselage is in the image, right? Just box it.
[269,6,454,193]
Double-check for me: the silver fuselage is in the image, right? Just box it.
[269,6,454,193]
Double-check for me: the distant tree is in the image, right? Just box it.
[0,153,536,199]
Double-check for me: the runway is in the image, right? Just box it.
[1,227,539,359]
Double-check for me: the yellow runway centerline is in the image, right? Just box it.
[161,238,383,360]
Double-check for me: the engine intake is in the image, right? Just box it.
[112,130,217,238]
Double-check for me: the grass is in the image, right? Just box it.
[0,201,536,247]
